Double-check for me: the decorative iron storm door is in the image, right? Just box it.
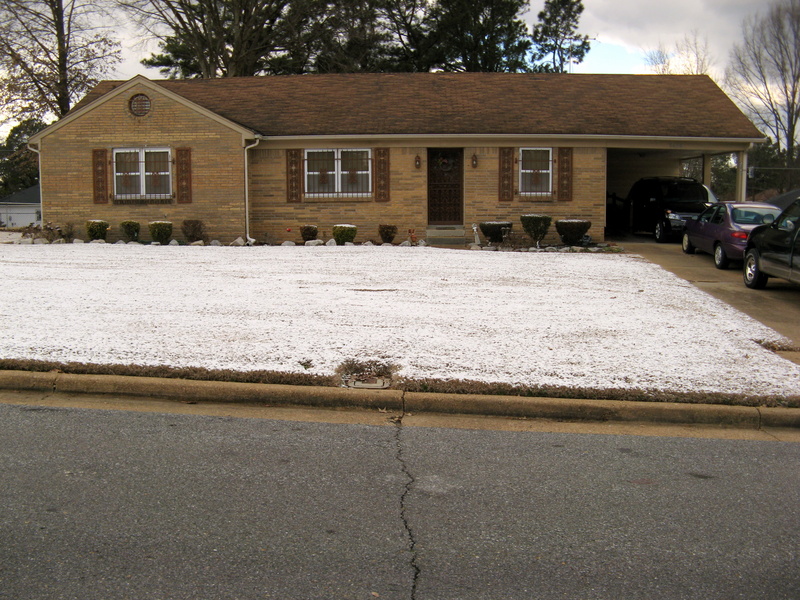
[427,148,464,225]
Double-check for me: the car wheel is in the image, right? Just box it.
[713,243,730,269]
[743,249,768,289]
[654,221,668,243]
[681,233,696,254]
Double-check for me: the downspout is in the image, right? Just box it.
[243,135,263,242]
[27,142,42,223]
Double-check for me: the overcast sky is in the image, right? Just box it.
[528,0,762,77]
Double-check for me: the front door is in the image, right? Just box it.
[427,148,463,225]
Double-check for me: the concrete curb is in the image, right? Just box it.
[0,370,797,429]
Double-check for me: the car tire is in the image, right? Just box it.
[743,249,768,289]
[713,243,730,269]
[654,221,668,243]
[681,233,696,254]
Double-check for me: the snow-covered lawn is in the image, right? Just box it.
[1,244,799,399]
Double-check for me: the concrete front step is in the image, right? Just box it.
[426,227,468,247]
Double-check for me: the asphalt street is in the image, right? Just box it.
[1,401,798,600]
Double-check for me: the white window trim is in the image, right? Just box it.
[304,148,372,197]
[519,148,553,196]
[113,147,172,199]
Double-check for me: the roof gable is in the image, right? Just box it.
[46,73,764,142]
[30,75,256,143]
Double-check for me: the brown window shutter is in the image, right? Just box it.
[175,147,192,204]
[557,147,573,202]
[499,147,514,202]
[374,148,390,202]
[92,149,108,204]
[286,149,302,203]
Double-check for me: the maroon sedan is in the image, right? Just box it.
[682,202,782,269]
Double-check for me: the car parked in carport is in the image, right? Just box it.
[628,176,717,242]
[743,199,800,288]
[682,202,782,269]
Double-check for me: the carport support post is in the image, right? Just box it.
[736,150,748,202]
[702,154,713,187]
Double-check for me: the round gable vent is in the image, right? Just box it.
[129,94,151,117]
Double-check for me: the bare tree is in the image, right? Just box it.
[645,31,713,76]
[726,0,800,165]
[644,42,672,75]
[0,0,120,121]
[674,30,712,75]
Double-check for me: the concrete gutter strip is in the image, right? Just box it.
[403,392,763,427]
[0,370,59,392]
[49,373,406,412]
[0,370,796,429]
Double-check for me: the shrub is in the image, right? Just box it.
[332,224,357,245]
[86,220,110,241]
[378,224,397,243]
[555,219,591,246]
[148,221,173,245]
[181,219,207,243]
[60,222,76,243]
[120,220,140,242]
[520,214,552,247]
[478,221,512,244]
[300,225,318,242]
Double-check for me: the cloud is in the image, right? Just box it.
[528,0,763,74]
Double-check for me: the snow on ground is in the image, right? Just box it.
[1,244,798,397]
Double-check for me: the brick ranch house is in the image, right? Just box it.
[28,73,763,245]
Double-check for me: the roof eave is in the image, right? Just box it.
[257,132,766,147]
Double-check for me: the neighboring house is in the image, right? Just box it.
[0,184,41,228]
[27,73,763,245]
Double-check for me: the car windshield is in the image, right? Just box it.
[662,182,706,203]
[731,207,781,225]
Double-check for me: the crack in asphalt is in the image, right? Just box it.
[393,413,420,599]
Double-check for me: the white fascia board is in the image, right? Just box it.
[258,133,766,149]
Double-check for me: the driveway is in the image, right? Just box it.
[618,234,800,364]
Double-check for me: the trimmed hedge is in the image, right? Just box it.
[120,220,140,242]
[148,221,173,245]
[520,214,552,247]
[332,224,357,245]
[555,219,591,246]
[378,224,397,243]
[86,220,109,241]
[300,225,318,242]
[479,221,512,244]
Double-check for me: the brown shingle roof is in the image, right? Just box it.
[75,73,763,140]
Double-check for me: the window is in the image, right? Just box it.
[305,149,371,197]
[519,148,552,195]
[113,148,171,199]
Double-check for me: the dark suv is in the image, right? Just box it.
[628,177,717,242]
[743,199,800,288]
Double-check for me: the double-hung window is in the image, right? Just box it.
[519,148,553,196]
[113,148,172,199]
[305,149,372,197]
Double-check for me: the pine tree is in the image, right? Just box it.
[530,0,590,73]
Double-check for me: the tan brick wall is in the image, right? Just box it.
[39,84,248,243]
[250,146,429,244]
[251,145,607,246]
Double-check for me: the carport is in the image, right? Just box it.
[607,145,755,205]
